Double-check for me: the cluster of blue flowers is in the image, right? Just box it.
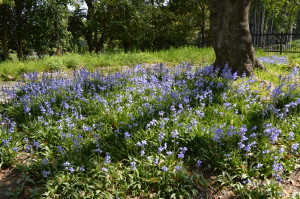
[258,55,289,65]
[0,62,299,196]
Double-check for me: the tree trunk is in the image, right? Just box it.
[56,47,63,56]
[270,12,274,33]
[123,40,130,53]
[199,3,206,47]
[251,0,258,45]
[1,4,10,60]
[95,35,105,53]
[296,10,300,32]
[253,0,257,33]
[16,41,23,60]
[210,0,265,76]
[85,0,95,53]
[261,3,265,34]
[54,19,62,56]
[14,0,24,60]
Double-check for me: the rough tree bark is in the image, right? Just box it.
[210,0,266,76]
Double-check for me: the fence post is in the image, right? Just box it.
[280,32,283,55]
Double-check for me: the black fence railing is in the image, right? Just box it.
[251,33,300,54]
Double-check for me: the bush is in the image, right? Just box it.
[63,57,81,69]
[45,57,66,71]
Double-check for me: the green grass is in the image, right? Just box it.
[0,47,215,81]
[0,46,296,84]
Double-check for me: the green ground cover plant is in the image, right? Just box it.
[0,50,299,198]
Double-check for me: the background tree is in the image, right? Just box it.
[193,0,210,47]
[1,0,300,63]
[0,1,12,60]
[27,0,70,56]
[67,8,86,53]
[249,0,300,34]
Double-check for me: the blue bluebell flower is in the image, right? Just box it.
[196,160,202,167]
[130,162,136,170]
[42,170,50,178]
[162,166,168,172]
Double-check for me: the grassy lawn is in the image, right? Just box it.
[0,47,214,81]
[0,47,299,198]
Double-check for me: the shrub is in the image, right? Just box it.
[63,57,81,69]
[45,57,66,71]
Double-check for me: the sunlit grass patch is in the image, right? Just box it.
[0,47,215,81]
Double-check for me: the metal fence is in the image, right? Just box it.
[252,33,300,54]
